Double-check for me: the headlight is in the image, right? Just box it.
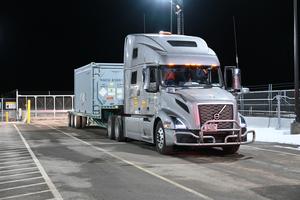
[239,114,247,128]
[170,116,187,129]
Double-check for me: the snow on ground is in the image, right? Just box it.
[245,117,300,146]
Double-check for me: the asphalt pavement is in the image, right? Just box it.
[0,120,300,200]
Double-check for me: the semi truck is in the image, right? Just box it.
[69,32,255,154]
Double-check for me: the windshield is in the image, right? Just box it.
[160,65,222,87]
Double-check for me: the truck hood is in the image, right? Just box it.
[175,87,235,103]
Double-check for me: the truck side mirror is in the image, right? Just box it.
[144,67,159,93]
[224,66,241,92]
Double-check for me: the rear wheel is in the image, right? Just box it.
[74,115,82,129]
[107,115,116,140]
[81,117,87,128]
[155,121,173,155]
[114,116,125,142]
[68,113,72,127]
[222,145,240,154]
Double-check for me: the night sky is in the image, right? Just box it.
[0,0,296,95]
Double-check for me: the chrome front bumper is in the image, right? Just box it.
[173,120,256,146]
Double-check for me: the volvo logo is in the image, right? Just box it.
[214,113,220,120]
[213,105,227,120]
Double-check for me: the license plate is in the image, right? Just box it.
[203,123,218,132]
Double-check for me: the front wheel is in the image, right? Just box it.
[222,145,240,154]
[155,121,173,155]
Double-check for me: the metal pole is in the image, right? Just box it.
[63,96,65,111]
[177,12,181,34]
[53,96,56,119]
[294,0,300,122]
[170,0,173,33]
[71,96,74,111]
[16,89,19,121]
[233,16,239,69]
[143,13,146,33]
[35,96,37,118]
[276,95,281,129]
[1,98,3,122]
[181,8,184,35]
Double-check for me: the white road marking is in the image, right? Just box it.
[0,151,29,155]
[273,145,300,151]
[13,124,63,200]
[0,155,31,162]
[0,166,37,173]
[0,171,40,179]
[0,153,30,159]
[0,189,51,200]
[0,182,46,192]
[0,162,35,169]
[46,124,213,200]
[0,176,43,184]
[0,159,33,165]
[245,145,299,156]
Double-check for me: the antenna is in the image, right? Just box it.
[233,16,239,69]
[143,13,146,33]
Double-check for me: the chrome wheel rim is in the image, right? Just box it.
[157,127,164,150]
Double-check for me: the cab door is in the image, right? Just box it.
[125,68,143,140]
[139,65,159,140]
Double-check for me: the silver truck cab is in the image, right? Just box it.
[119,32,255,154]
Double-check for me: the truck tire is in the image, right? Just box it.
[155,121,173,155]
[114,116,125,142]
[107,115,116,140]
[74,115,82,129]
[222,145,240,154]
[81,117,87,128]
[68,113,72,127]
[70,114,75,128]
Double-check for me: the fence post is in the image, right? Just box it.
[16,90,19,121]
[276,95,281,129]
[1,98,3,122]
[71,96,74,111]
[35,96,37,118]
[53,96,56,119]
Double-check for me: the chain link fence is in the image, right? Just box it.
[17,95,74,120]
[0,91,74,122]
[238,89,295,118]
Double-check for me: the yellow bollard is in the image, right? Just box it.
[27,100,31,124]
[5,112,8,122]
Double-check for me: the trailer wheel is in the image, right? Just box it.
[68,113,72,127]
[81,117,87,128]
[70,114,75,128]
[107,115,116,140]
[222,145,240,154]
[155,121,173,155]
[114,116,125,142]
[74,115,82,129]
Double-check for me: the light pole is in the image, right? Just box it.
[170,0,173,33]
[168,0,184,35]
[291,0,300,134]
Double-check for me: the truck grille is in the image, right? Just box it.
[198,104,234,129]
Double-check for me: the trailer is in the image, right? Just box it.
[70,32,255,154]
[69,62,124,128]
